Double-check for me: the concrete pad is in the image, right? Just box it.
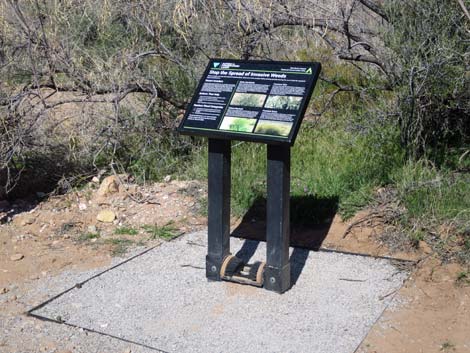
[30,231,409,353]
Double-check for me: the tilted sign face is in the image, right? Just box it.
[178,59,321,145]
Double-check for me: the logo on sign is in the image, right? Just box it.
[213,62,221,68]
[306,67,312,74]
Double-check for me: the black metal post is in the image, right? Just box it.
[206,139,231,281]
[265,144,291,293]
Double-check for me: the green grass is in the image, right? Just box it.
[105,238,134,256]
[186,120,403,221]
[395,161,470,222]
[114,226,139,236]
[456,271,469,285]
[142,222,179,240]
[78,232,100,242]
[440,340,456,351]
[389,161,470,261]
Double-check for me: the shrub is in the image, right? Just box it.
[384,0,470,160]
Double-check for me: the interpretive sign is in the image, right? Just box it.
[178,59,322,293]
[178,59,321,145]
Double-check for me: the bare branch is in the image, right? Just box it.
[457,0,470,21]
[358,0,389,21]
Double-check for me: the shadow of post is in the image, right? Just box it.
[231,195,338,250]
[231,195,338,287]
[234,239,260,263]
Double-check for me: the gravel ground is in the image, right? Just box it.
[0,246,159,353]
[17,231,411,353]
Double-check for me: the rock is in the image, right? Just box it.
[78,203,87,211]
[0,287,8,294]
[163,175,172,183]
[15,215,35,227]
[92,176,100,183]
[96,210,116,223]
[419,240,433,255]
[87,225,97,233]
[97,175,120,196]
[10,253,24,261]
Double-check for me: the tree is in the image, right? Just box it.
[0,0,468,196]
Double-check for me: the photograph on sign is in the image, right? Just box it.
[230,93,267,107]
[178,59,321,145]
[219,116,257,133]
[264,95,302,110]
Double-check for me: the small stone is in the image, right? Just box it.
[0,287,8,294]
[52,240,60,246]
[92,176,100,183]
[163,175,172,183]
[97,175,120,196]
[10,253,24,261]
[87,225,97,233]
[78,203,87,211]
[19,216,35,226]
[96,210,116,223]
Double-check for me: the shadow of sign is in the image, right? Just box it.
[232,195,338,250]
[231,195,338,285]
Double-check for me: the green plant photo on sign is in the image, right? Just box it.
[219,116,256,133]
[265,95,302,110]
[254,120,293,137]
[229,93,267,108]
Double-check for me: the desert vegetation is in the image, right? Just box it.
[0,0,469,264]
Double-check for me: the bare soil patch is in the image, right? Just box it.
[0,177,206,291]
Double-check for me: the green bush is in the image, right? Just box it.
[384,0,470,160]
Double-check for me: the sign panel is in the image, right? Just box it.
[178,59,321,145]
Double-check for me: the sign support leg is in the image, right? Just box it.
[206,138,231,281]
[265,144,291,293]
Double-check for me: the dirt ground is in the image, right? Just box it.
[322,214,470,353]
[1,177,469,353]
